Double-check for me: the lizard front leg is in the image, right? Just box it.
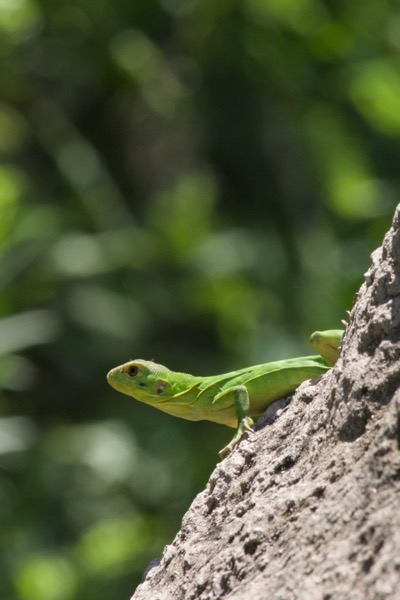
[213,385,255,459]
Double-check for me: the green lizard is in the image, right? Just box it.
[107,329,343,458]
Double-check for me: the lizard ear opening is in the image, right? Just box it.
[154,379,168,396]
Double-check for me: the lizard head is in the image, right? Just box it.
[107,359,172,403]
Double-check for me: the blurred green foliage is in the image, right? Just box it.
[0,0,398,597]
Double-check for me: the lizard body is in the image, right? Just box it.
[107,330,343,458]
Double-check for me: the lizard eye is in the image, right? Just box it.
[127,365,139,377]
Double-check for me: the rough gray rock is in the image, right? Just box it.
[132,205,400,600]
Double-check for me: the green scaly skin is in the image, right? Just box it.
[107,330,343,459]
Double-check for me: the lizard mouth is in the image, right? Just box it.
[107,367,125,391]
[106,367,116,382]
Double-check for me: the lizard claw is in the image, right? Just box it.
[218,417,255,459]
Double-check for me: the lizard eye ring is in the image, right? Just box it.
[127,366,139,377]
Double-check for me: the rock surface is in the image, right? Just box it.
[132,205,400,600]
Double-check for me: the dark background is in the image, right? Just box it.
[0,1,399,598]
